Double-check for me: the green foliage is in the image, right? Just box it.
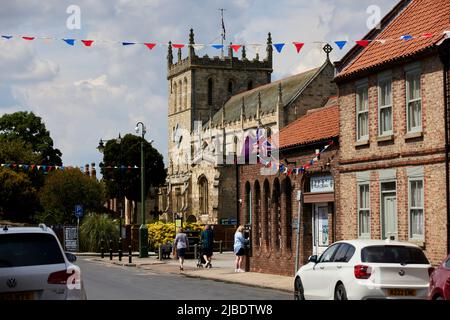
[0,167,38,221]
[80,213,119,252]
[39,168,107,224]
[147,221,204,251]
[0,111,62,165]
[100,134,166,202]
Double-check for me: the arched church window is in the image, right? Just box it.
[228,80,233,95]
[173,83,178,111]
[178,80,182,111]
[183,78,188,109]
[208,78,213,106]
[199,176,209,215]
[247,80,253,91]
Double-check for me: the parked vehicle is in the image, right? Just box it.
[428,254,450,300]
[0,224,86,300]
[294,239,432,300]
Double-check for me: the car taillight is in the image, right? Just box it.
[47,269,73,284]
[354,265,371,279]
[428,267,435,277]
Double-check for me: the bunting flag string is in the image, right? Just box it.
[257,140,334,176]
[1,31,446,57]
[0,163,140,173]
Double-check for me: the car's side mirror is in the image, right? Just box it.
[66,252,77,262]
[308,255,318,264]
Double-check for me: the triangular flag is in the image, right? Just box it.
[422,33,433,38]
[41,37,53,44]
[400,35,413,41]
[230,44,241,52]
[292,42,305,53]
[81,40,94,47]
[376,39,387,45]
[273,43,285,53]
[23,165,29,171]
[211,44,224,50]
[356,40,370,47]
[122,42,135,46]
[172,43,185,49]
[144,43,156,50]
[192,44,205,51]
[2,35,12,39]
[334,41,347,50]
[62,39,75,46]
[37,165,41,170]
[22,36,35,41]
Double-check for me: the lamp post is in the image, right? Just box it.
[135,122,148,258]
[97,134,123,240]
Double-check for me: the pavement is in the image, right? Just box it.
[79,251,293,293]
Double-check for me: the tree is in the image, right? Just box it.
[0,111,62,165]
[39,169,107,224]
[0,167,38,221]
[100,134,166,203]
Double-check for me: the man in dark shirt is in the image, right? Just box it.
[201,225,214,268]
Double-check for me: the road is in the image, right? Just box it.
[76,257,292,300]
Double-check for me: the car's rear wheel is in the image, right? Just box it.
[294,277,305,300]
[334,283,347,300]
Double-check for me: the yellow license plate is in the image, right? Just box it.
[388,289,416,296]
[0,291,35,300]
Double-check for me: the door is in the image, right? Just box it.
[382,195,397,240]
[313,204,329,257]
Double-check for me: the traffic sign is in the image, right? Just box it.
[75,205,84,218]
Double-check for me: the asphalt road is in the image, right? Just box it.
[76,257,292,300]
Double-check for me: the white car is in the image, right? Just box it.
[0,224,86,300]
[294,239,433,300]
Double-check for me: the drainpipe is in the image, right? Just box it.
[440,39,450,254]
[445,53,450,255]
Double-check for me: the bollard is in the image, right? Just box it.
[109,240,113,260]
[128,245,132,264]
[219,240,223,254]
[194,244,197,262]
[118,238,122,262]
[100,239,105,259]
[158,245,162,260]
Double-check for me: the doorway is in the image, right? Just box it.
[312,203,329,257]
[381,182,397,240]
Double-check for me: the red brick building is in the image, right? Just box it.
[334,0,450,264]
[238,101,339,276]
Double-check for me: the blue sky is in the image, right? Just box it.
[0,0,394,168]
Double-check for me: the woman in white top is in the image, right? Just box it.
[233,225,246,272]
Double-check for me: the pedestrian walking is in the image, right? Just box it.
[234,225,247,273]
[201,224,214,268]
[173,227,189,271]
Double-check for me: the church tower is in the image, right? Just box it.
[167,29,273,172]
[165,29,273,221]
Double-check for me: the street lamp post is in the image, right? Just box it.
[135,122,148,258]
[97,134,123,240]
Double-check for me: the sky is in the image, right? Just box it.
[0,0,395,169]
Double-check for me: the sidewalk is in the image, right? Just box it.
[83,252,293,293]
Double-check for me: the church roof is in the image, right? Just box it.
[206,60,330,127]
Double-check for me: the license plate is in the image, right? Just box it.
[0,291,35,300]
[388,289,416,296]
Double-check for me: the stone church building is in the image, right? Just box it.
[158,29,337,225]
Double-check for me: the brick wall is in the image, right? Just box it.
[239,142,339,276]
[337,53,448,265]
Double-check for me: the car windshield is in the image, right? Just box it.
[0,233,65,268]
[361,245,429,265]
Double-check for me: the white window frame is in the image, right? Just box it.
[356,81,369,142]
[357,182,371,239]
[408,177,424,241]
[405,67,422,133]
[378,73,393,136]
